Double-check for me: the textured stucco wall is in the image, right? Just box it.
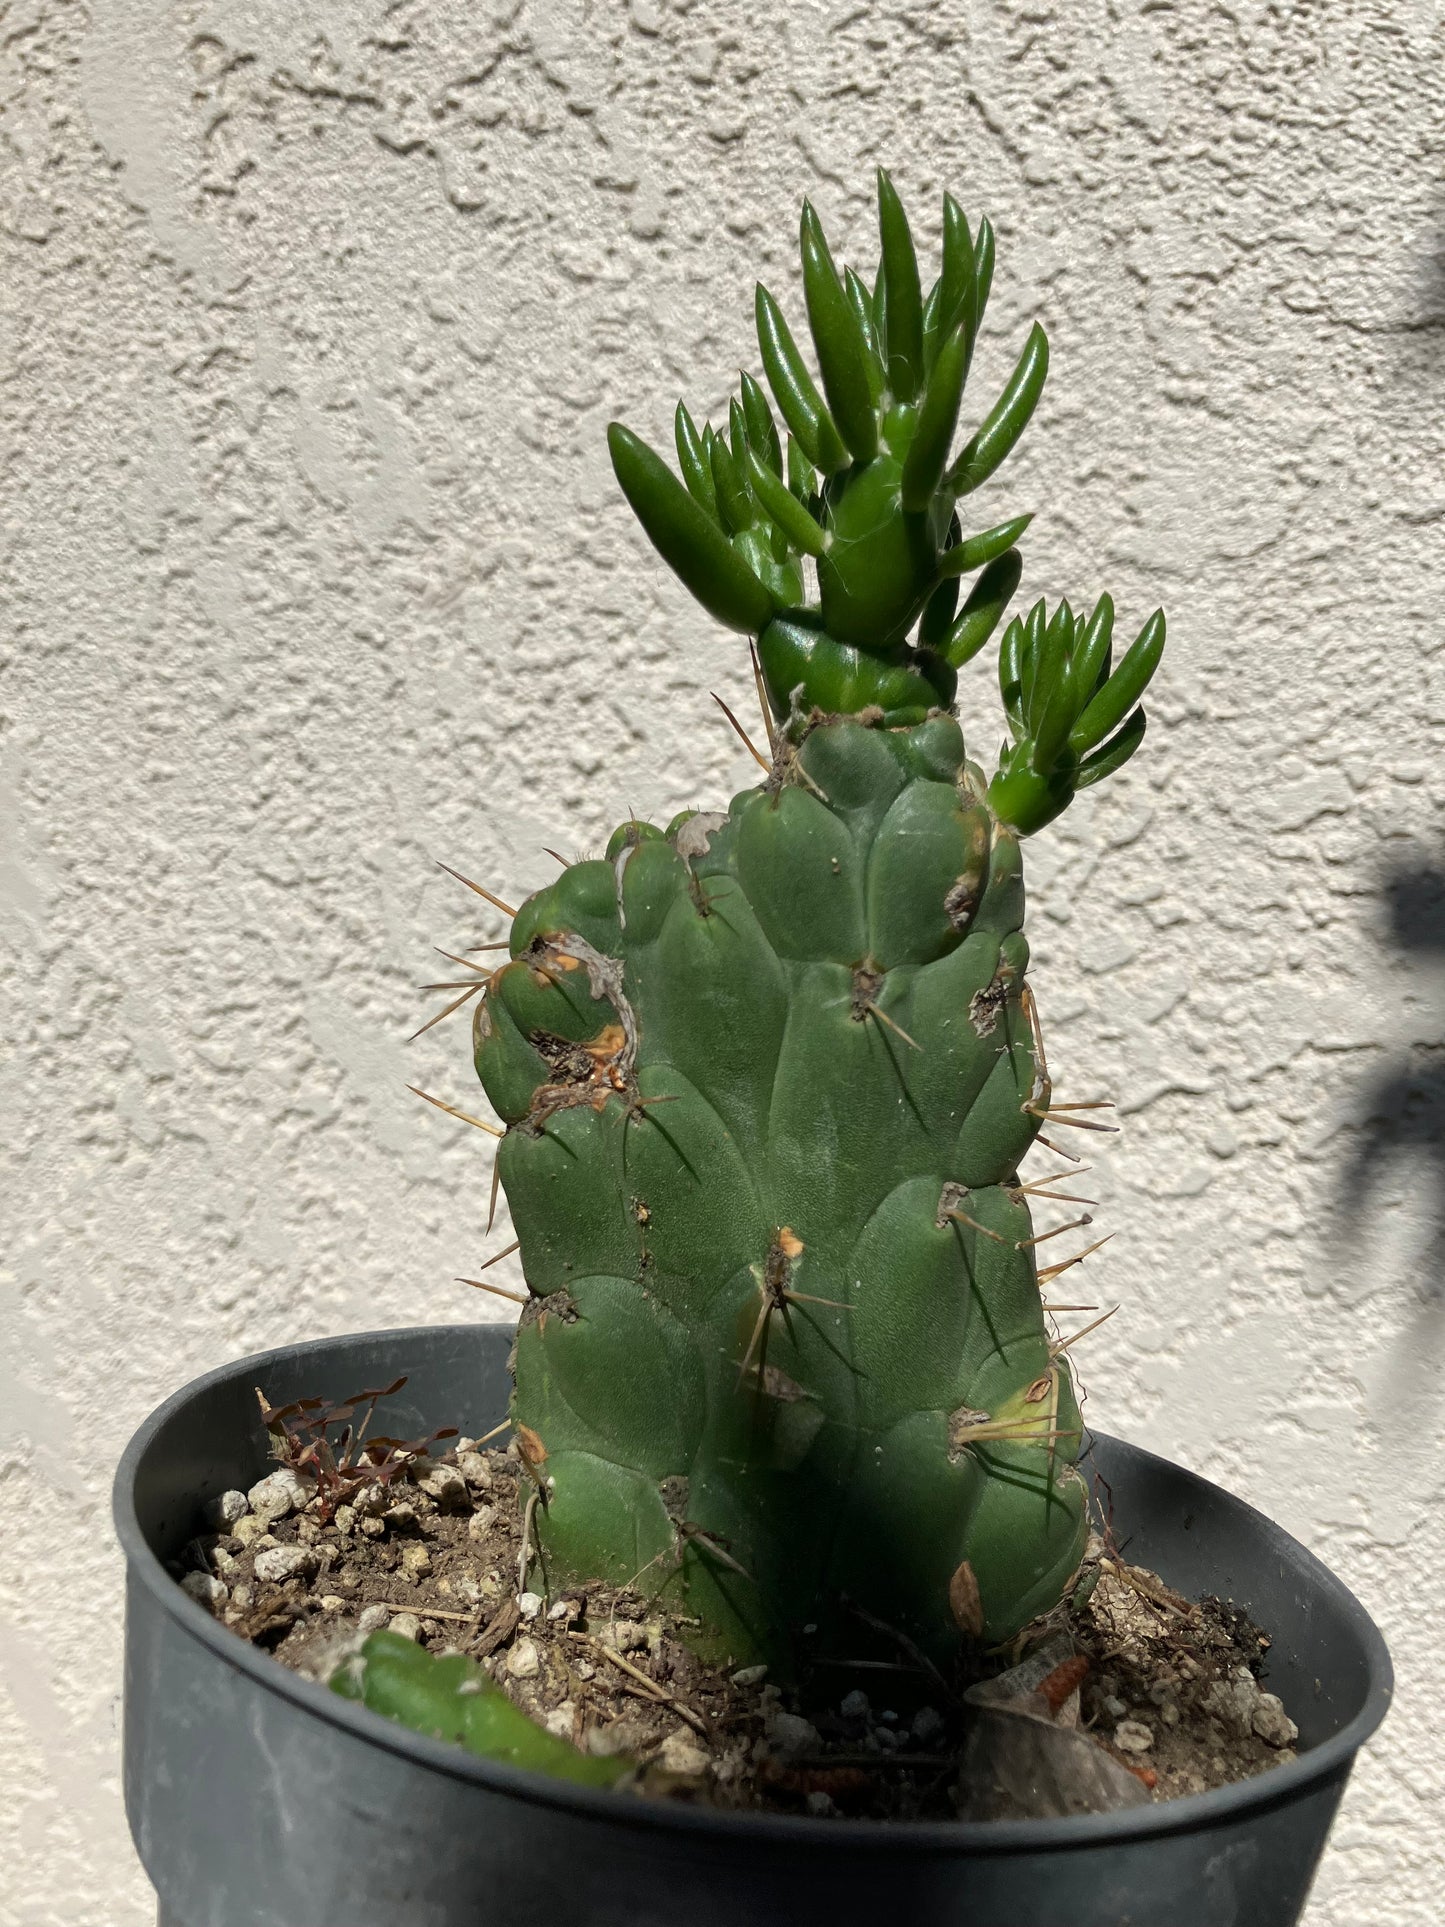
[3,1,1443,1919]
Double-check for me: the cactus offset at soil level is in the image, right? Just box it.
[346,173,1166,1756]
[333,1631,630,1786]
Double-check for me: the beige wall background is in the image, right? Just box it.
[2,0,1442,1919]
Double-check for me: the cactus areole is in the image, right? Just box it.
[471,174,1167,1676]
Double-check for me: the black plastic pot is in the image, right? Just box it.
[116,1323,1390,1927]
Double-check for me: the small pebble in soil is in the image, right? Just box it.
[1251,1694,1299,1748]
[467,1506,497,1540]
[400,1544,432,1582]
[203,1490,250,1531]
[181,1572,228,1612]
[731,1664,768,1688]
[659,1729,712,1777]
[603,1620,648,1654]
[418,1463,469,1510]
[388,1613,422,1642]
[1114,1720,1155,1754]
[357,1604,390,1634]
[543,1703,577,1739]
[247,1468,310,1525]
[253,1545,317,1586]
[839,1689,871,1722]
[457,1451,492,1490]
[385,1502,419,1533]
[518,1592,543,1620]
[507,1638,541,1680]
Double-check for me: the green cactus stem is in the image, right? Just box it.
[361,176,1170,1740]
[476,710,1091,1671]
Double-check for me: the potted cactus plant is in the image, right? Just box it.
[116,176,1389,1927]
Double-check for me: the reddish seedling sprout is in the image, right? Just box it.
[254,1376,459,1523]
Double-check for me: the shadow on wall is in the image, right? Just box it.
[1337,858,1445,1536]
[1340,857,1445,1301]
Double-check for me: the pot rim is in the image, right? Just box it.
[115,1322,1393,1858]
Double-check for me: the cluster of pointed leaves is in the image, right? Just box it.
[607,171,1166,834]
[988,594,1167,835]
[607,171,1046,707]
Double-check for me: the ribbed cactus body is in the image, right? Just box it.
[476,712,1087,1670]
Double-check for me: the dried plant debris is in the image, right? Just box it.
[175,1407,1300,1820]
[255,1381,459,1523]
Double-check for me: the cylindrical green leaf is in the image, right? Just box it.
[901,323,968,512]
[1031,607,1083,773]
[709,429,754,537]
[921,277,942,375]
[1071,593,1114,700]
[937,513,1034,579]
[740,371,784,476]
[843,266,885,408]
[1018,597,1046,720]
[1025,600,1073,736]
[876,168,924,402]
[800,203,880,463]
[729,397,752,469]
[608,422,776,634]
[746,447,829,559]
[1076,705,1148,788]
[998,614,1025,734]
[1069,610,1165,754]
[674,402,717,516]
[940,549,1023,669]
[939,193,977,351]
[948,323,1050,497]
[755,283,849,474]
[971,217,996,361]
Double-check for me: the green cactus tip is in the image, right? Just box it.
[607,168,1165,835]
